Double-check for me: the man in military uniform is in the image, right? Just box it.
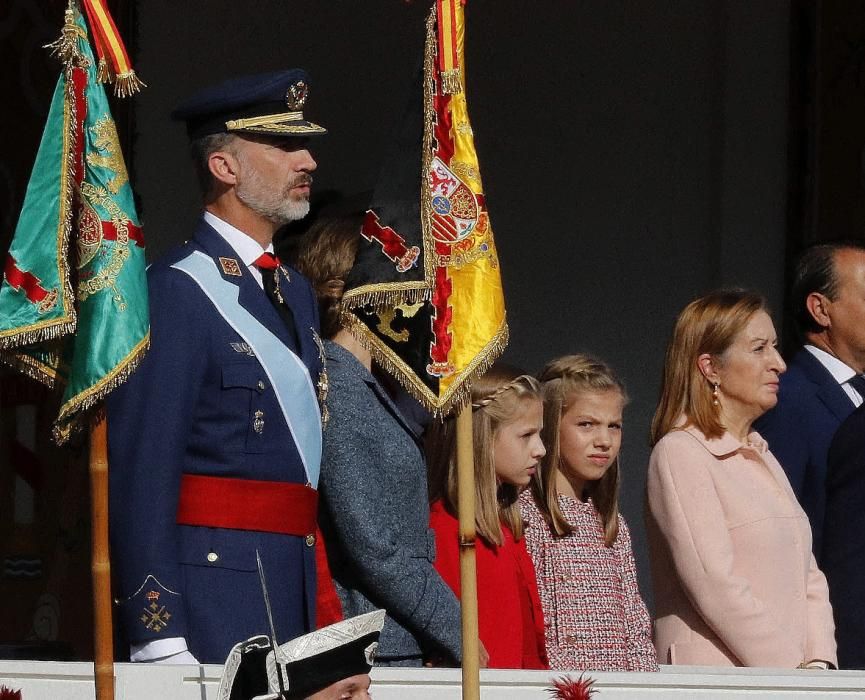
[108,69,329,664]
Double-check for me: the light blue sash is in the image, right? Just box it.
[172,251,321,487]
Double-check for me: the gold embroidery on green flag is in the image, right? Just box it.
[0,7,149,444]
[0,43,80,350]
[86,115,129,193]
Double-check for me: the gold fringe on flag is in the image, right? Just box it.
[53,332,150,443]
[96,57,111,83]
[440,69,463,95]
[45,7,86,68]
[112,71,147,98]
[340,284,430,311]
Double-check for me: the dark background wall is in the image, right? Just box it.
[130,0,792,607]
[4,0,865,657]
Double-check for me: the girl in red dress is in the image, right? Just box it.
[427,365,549,669]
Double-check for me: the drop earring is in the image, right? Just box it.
[712,382,720,406]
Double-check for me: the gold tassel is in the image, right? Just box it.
[45,7,85,67]
[96,57,112,84]
[114,71,146,98]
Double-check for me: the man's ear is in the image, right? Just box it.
[805,292,831,330]
[697,353,718,383]
[207,149,240,187]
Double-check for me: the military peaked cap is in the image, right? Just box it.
[172,68,327,140]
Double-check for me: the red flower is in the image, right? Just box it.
[547,674,597,700]
[0,686,22,700]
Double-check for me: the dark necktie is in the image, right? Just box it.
[253,252,300,349]
[848,374,865,401]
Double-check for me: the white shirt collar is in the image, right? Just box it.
[804,344,858,384]
[203,211,273,266]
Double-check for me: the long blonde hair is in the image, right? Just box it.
[651,289,768,445]
[427,365,542,546]
[530,354,627,547]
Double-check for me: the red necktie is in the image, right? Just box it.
[253,252,280,270]
[253,253,299,349]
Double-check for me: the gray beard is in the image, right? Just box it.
[235,165,310,225]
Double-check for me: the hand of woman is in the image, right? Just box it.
[479,640,489,668]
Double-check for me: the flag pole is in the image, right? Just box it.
[456,403,480,700]
[89,412,115,700]
[338,3,500,692]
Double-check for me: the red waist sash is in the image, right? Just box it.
[176,474,318,536]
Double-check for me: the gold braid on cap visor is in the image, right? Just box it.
[225,111,325,134]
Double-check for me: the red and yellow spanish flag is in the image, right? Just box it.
[343,0,507,416]
[80,0,145,96]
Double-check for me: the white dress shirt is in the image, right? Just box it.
[204,210,274,289]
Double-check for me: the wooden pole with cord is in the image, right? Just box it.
[456,403,480,700]
[90,412,114,700]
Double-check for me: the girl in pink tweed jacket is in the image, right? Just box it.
[520,354,657,672]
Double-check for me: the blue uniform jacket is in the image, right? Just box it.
[108,219,322,663]
[754,348,856,558]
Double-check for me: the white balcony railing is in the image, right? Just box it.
[2,660,865,699]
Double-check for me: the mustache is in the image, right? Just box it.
[290,174,313,188]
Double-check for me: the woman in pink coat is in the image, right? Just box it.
[646,289,836,668]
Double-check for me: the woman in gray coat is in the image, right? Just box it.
[294,216,472,666]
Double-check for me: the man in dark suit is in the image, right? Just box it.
[822,402,865,668]
[755,241,865,558]
[107,70,330,664]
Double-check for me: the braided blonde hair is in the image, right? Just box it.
[427,364,542,546]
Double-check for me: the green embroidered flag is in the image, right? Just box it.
[0,7,148,443]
